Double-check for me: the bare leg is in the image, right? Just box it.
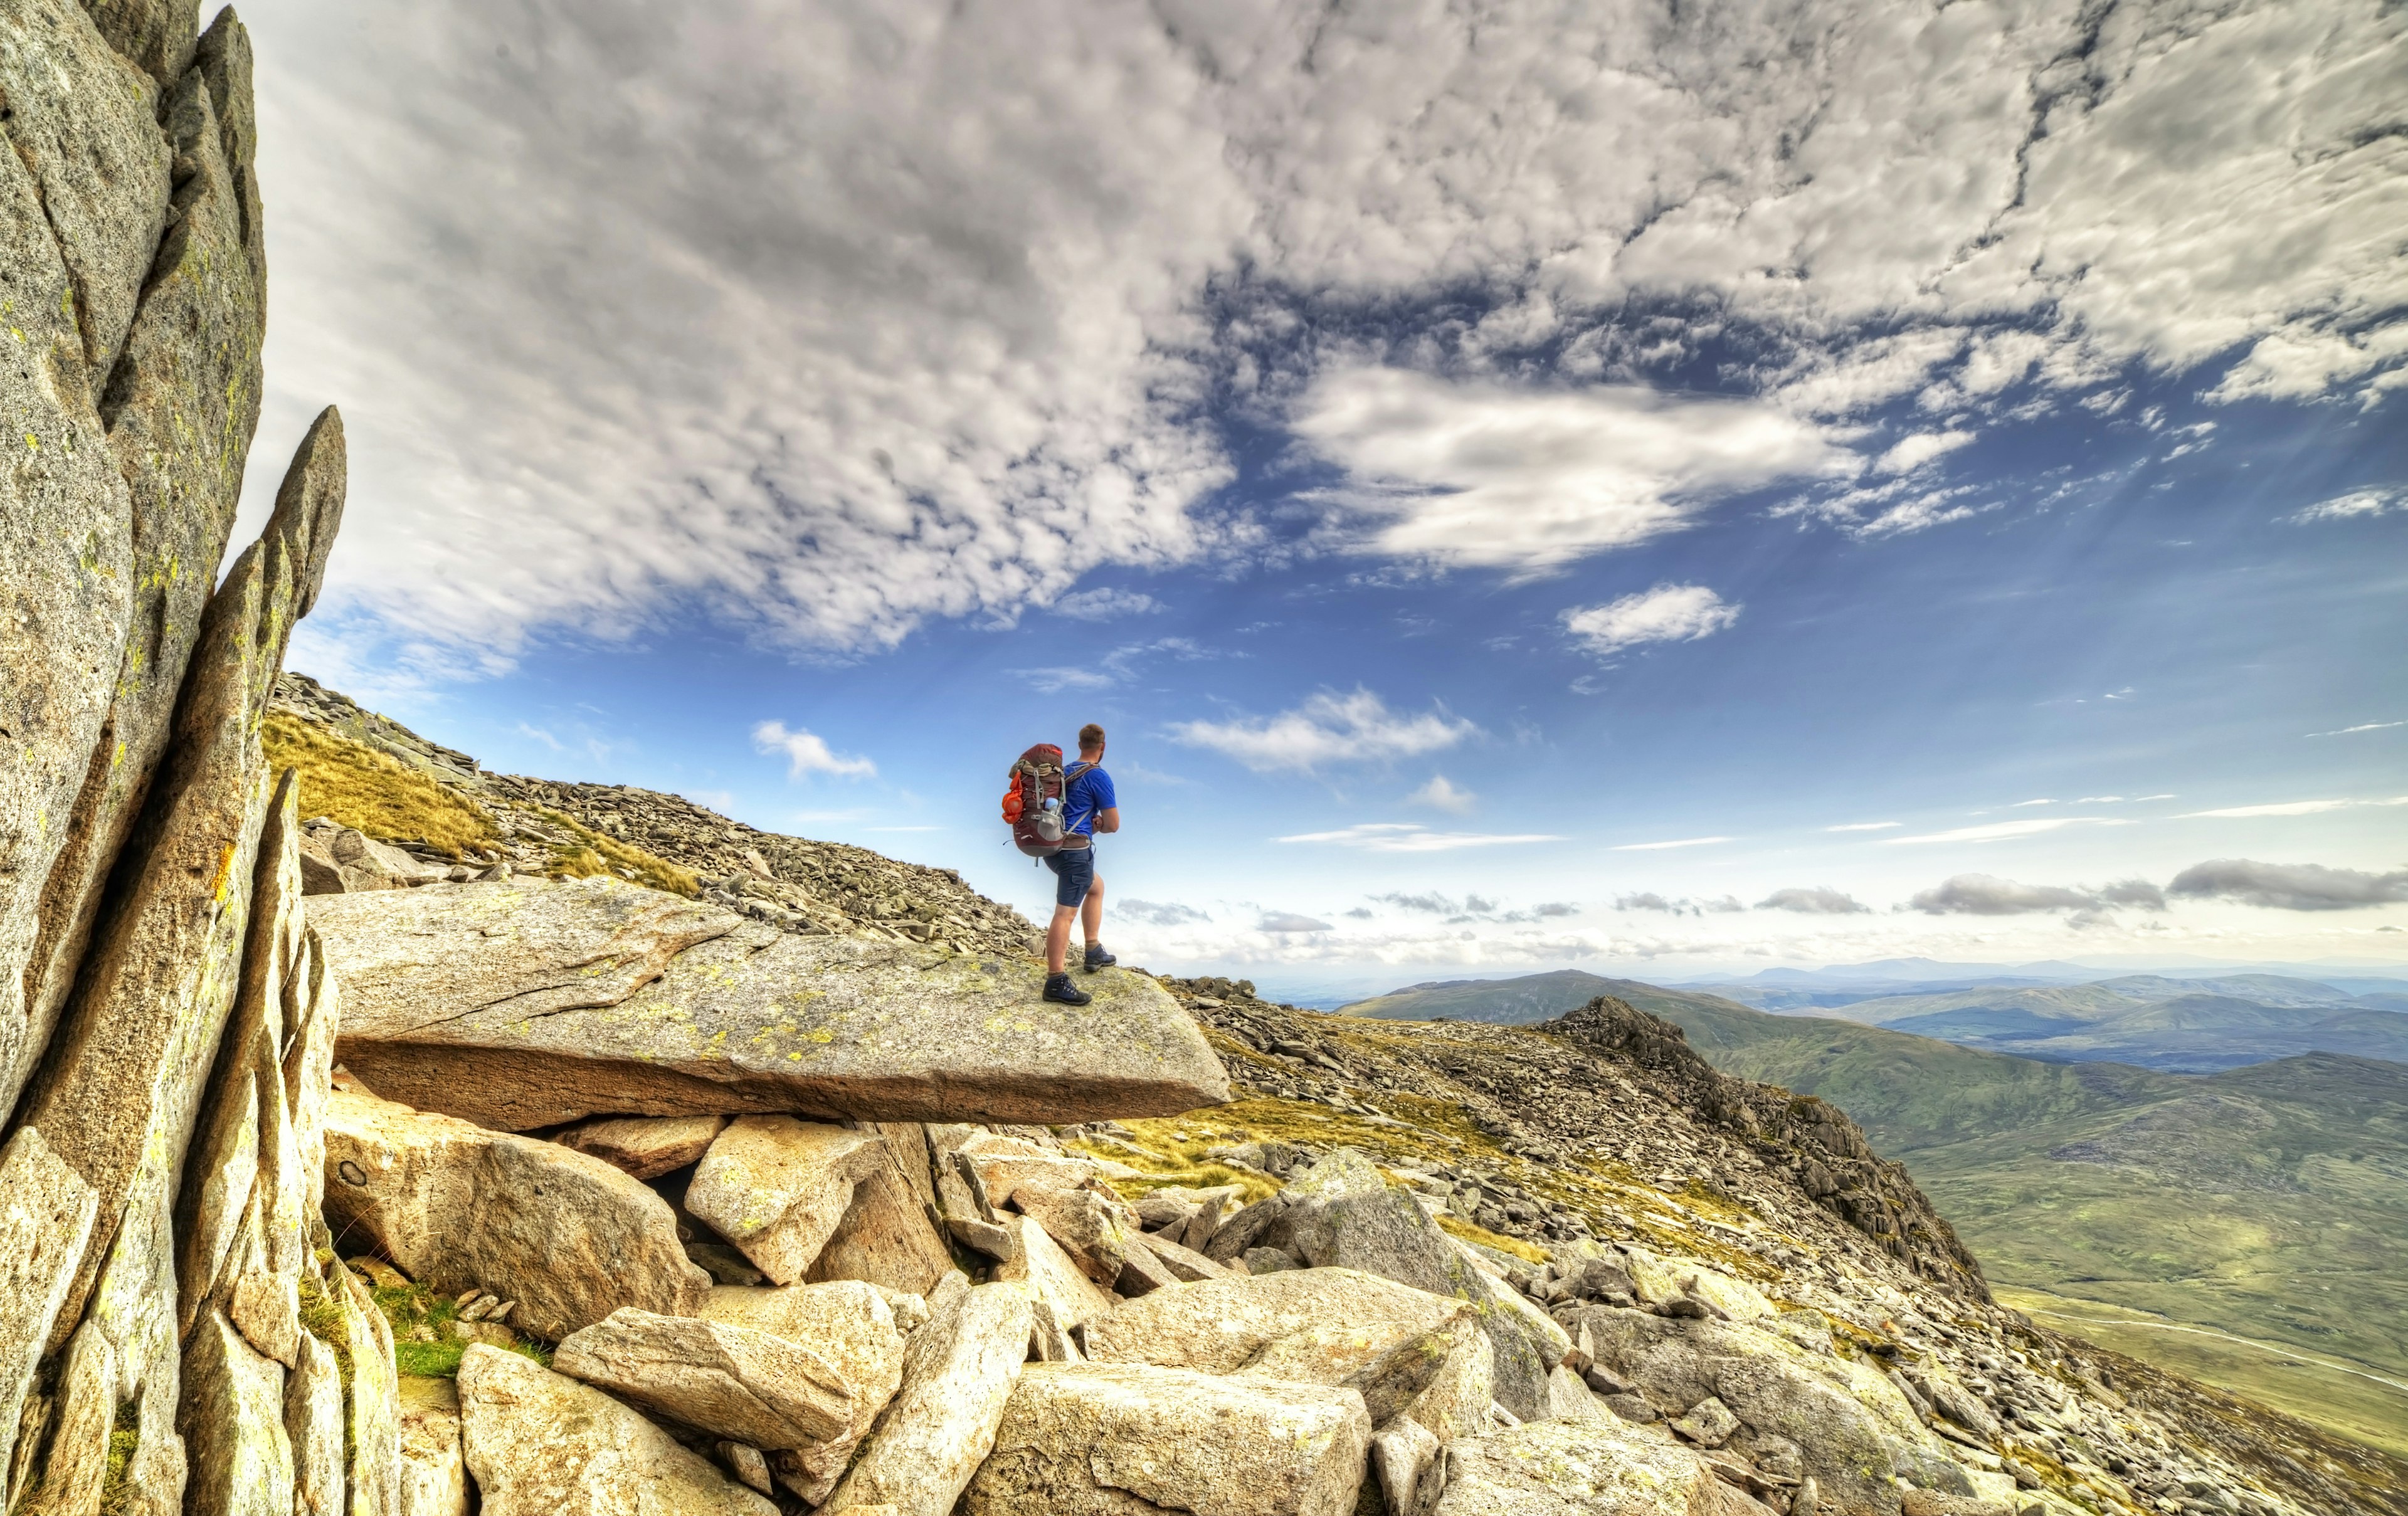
[1047,903,1078,975]
[1081,874,1105,949]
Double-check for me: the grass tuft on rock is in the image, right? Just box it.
[264,711,500,858]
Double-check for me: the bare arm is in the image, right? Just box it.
[1094,806,1121,835]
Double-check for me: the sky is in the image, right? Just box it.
[232,0,2408,996]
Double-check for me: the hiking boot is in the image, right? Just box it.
[1042,972,1092,1006]
[1083,942,1117,972]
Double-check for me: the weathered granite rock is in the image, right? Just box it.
[312,878,1230,1129]
[1431,1415,1757,1515]
[1085,1270,1492,1441]
[1570,1307,1921,1516]
[396,1376,467,1516]
[0,1129,99,1480]
[16,1319,115,1515]
[699,1282,907,1504]
[1005,1181,1133,1288]
[337,1268,401,1516]
[553,1308,854,1451]
[1258,1151,1556,1422]
[993,1214,1116,1330]
[557,1115,727,1181]
[329,833,445,891]
[818,1282,1033,1516]
[179,1307,295,1516]
[962,1361,1372,1516]
[805,1160,955,1297]
[287,1331,345,1516]
[11,388,335,1516]
[1547,1364,1605,1423]
[0,0,160,1127]
[1372,1415,1442,1516]
[685,1117,885,1285]
[455,1345,778,1516]
[80,0,202,88]
[320,1085,710,1342]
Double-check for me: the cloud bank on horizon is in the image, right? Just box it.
[246,0,2407,663]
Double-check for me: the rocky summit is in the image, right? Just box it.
[0,5,2400,1516]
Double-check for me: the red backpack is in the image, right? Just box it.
[1001,744,1094,856]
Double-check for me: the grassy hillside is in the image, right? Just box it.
[1341,969,1624,1023]
[1344,972,2408,1455]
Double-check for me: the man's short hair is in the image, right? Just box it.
[1078,723,1106,752]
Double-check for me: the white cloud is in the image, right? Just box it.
[2291,488,2403,524]
[1909,874,2167,915]
[1294,370,1853,571]
[1407,775,1476,814]
[1170,689,1476,774]
[1611,836,1733,852]
[1882,816,2130,845]
[1028,668,1116,693]
[1561,584,1743,660]
[751,720,877,780]
[241,0,2408,665]
[1275,824,1563,854]
[1874,430,1975,475]
[2178,797,2408,819]
[2010,798,2056,808]
[2307,720,2404,738]
[1825,821,1901,833]
[2169,860,2408,912]
[1049,587,1162,621]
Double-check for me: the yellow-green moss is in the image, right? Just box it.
[97,1400,139,1516]
[362,1271,550,1378]
[263,710,500,859]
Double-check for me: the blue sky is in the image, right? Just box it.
[231,0,2407,989]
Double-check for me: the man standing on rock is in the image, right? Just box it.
[1043,723,1119,1004]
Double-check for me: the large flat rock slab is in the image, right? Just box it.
[312,878,1228,1130]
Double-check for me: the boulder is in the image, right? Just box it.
[963,1362,1371,1516]
[329,831,446,890]
[1432,1415,1763,1515]
[806,1161,956,1297]
[818,1282,1034,1516]
[699,1283,907,1504]
[1133,1231,1230,1282]
[397,1376,468,1516]
[557,1115,728,1181]
[320,1085,710,1341]
[993,1214,1116,1330]
[1260,1150,1556,1421]
[1084,1269,1492,1440]
[456,1345,778,1516]
[1005,1182,1133,1288]
[1373,1416,1443,1516]
[312,878,1230,1129]
[685,1117,887,1285]
[554,1308,854,1450]
[1546,1364,1605,1423]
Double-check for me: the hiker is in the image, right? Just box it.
[1042,723,1117,1004]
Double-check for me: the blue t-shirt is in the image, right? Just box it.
[1063,762,1116,838]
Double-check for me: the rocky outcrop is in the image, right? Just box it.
[1433,1415,1763,1515]
[311,876,1231,1129]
